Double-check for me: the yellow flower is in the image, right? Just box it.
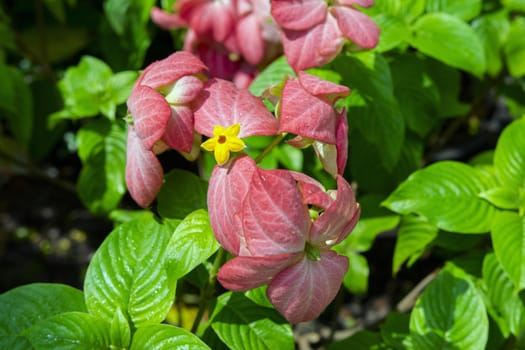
[201,124,246,165]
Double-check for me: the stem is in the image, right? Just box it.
[254,133,286,164]
[191,247,226,334]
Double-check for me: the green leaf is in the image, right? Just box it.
[0,284,86,350]
[76,119,127,215]
[342,215,400,252]
[393,215,438,275]
[209,292,294,350]
[383,161,498,233]
[504,17,525,78]
[84,218,176,327]
[472,11,510,77]
[491,211,525,291]
[335,51,405,170]
[110,307,131,349]
[342,251,369,295]
[494,118,525,190]
[372,14,411,53]
[107,71,138,105]
[380,312,410,350]
[374,0,426,24]
[52,56,113,120]
[481,253,525,337]
[43,0,67,23]
[410,13,486,77]
[327,330,384,350]
[244,286,273,309]
[24,312,112,350]
[425,0,482,21]
[502,0,525,11]
[249,56,295,97]
[157,169,208,219]
[409,264,488,350]
[164,210,219,280]
[391,53,440,137]
[130,324,210,349]
[101,0,155,69]
[479,186,521,210]
[0,64,33,147]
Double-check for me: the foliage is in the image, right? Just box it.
[1,0,525,349]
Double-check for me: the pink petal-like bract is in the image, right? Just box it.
[267,250,348,323]
[164,75,204,105]
[278,77,338,144]
[242,168,309,255]
[280,15,344,71]
[271,0,327,31]
[236,12,265,65]
[335,110,349,174]
[139,51,207,89]
[150,6,187,30]
[194,78,278,137]
[207,156,257,254]
[298,71,350,103]
[180,0,235,43]
[162,105,195,153]
[309,175,360,246]
[125,128,164,208]
[331,6,379,49]
[337,0,375,9]
[218,253,303,291]
[127,85,171,149]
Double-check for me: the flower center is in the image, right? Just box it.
[305,242,321,261]
[201,123,246,165]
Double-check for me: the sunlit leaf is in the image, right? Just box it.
[130,324,210,350]
[494,118,525,190]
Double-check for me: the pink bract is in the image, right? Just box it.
[271,0,379,71]
[210,156,360,323]
[194,78,278,138]
[277,71,350,176]
[125,51,207,207]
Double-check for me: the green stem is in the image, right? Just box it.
[191,247,226,334]
[254,133,286,164]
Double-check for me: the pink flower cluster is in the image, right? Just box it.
[125,0,378,324]
[151,0,379,77]
[125,51,360,322]
[151,0,282,87]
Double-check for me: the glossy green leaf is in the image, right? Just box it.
[504,18,525,78]
[502,0,525,11]
[410,13,486,77]
[84,218,175,327]
[391,53,440,137]
[157,169,208,219]
[372,14,411,53]
[244,286,273,309]
[491,211,525,291]
[0,64,33,147]
[209,292,294,350]
[494,118,525,190]
[335,51,405,170]
[472,11,510,77]
[425,0,482,21]
[0,284,86,350]
[76,119,127,215]
[110,307,131,349]
[409,264,488,350]
[342,215,400,252]
[482,253,525,337]
[249,56,295,97]
[24,312,111,350]
[374,0,426,23]
[393,215,438,275]
[383,161,497,233]
[380,312,410,350]
[342,251,369,295]
[479,186,521,210]
[164,210,219,280]
[327,330,384,350]
[130,324,210,350]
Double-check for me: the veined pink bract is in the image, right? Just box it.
[209,156,360,323]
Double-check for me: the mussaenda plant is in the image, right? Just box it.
[1,0,525,349]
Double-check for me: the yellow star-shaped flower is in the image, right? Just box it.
[201,124,246,165]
